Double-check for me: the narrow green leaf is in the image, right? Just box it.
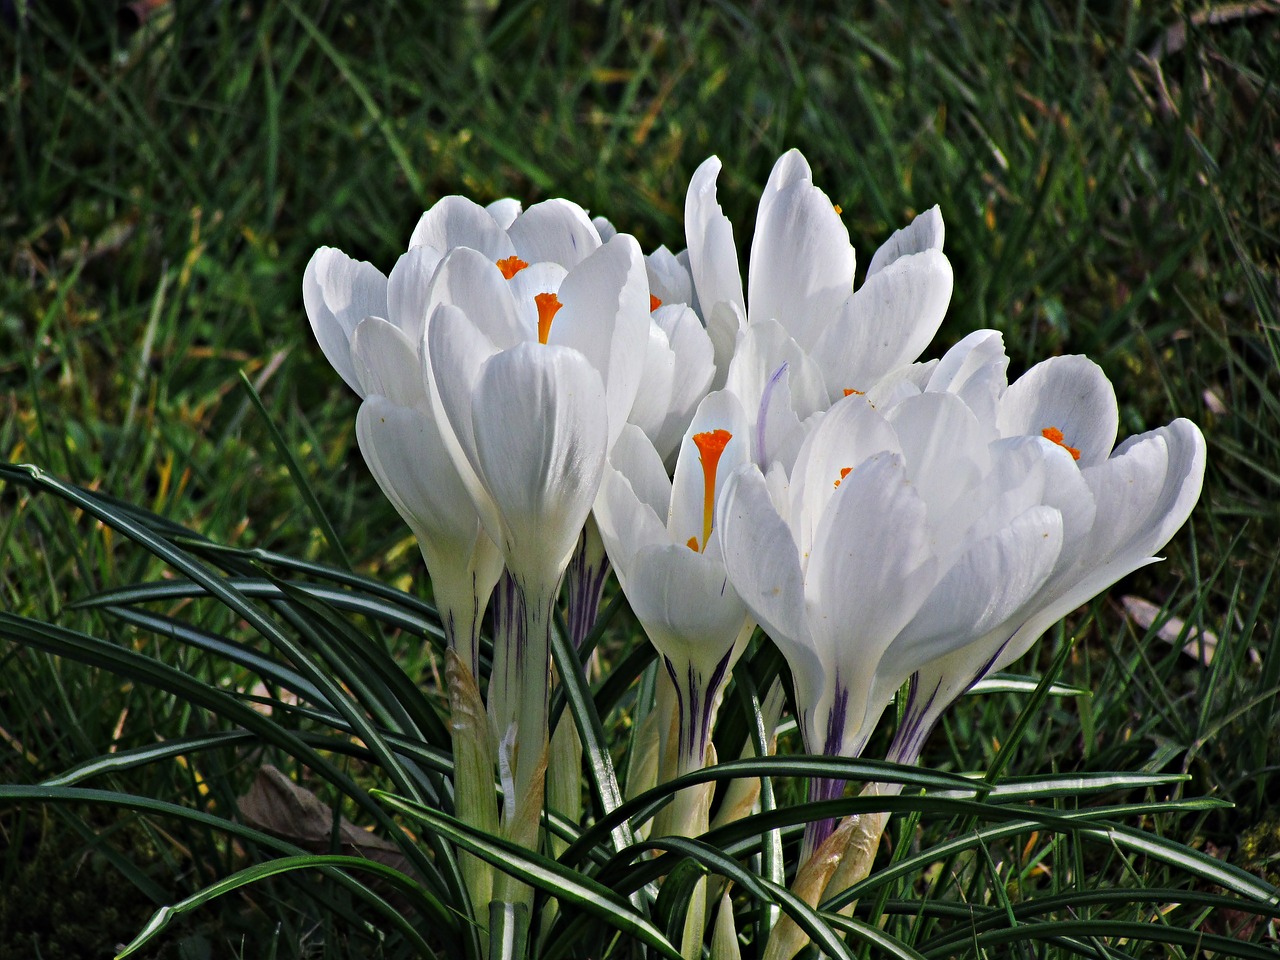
[374,791,682,960]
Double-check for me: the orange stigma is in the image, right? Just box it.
[843,388,864,397]
[535,292,563,344]
[496,256,529,279]
[687,536,700,552]
[834,466,853,488]
[1041,427,1081,460]
[691,429,732,552]
[833,203,843,215]
[650,294,662,312]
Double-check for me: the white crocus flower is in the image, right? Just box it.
[425,235,649,846]
[686,149,954,473]
[596,393,755,786]
[717,392,1065,856]
[888,353,1207,766]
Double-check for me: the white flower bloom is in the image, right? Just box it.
[717,391,1066,852]
[595,392,755,776]
[684,149,954,473]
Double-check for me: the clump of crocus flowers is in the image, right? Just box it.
[304,149,1206,958]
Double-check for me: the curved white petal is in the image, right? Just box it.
[593,464,669,588]
[486,197,523,230]
[508,198,602,269]
[424,304,502,536]
[350,317,424,408]
[408,195,516,260]
[748,176,855,353]
[717,465,814,665]
[606,423,672,521]
[812,248,953,398]
[803,452,938,752]
[627,544,747,678]
[994,418,1205,672]
[685,156,746,322]
[924,328,1009,426]
[647,245,694,309]
[997,354,1118,467]
[427,247,526,350]
[302,247,389,397]
[550,234,651,448]
[865,205,945,277]
[386,246,443,348]
[885,504,1064,692]
[627,321,676,443]
[788,394,900,563]
[651,304,716,463]
[470,343,609,585]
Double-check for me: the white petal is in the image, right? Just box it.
[593,463,669,588]
[302,247,389,397]
[885,392,991,551]
[804,453,938,748]
[356,396,480,568]
[550,234,651,448]
[486,197,523,230]
[425,304,501,535]
[607,423,673,521]
[646,245,694,309]
[724,319,828,463]
[592,215,618,242]
[885,504,1064,690]
[508,198,602,269]
[748,178,856,353]
[627,321,676,443]
[627,544,747,677]
[924,329,1009,426]
[427,247,527,350]
[997,355,1118,467]
[788,394,899,563]
[408,195,516,260]
[865,205,945,277]
[717,465,814,666]
[812,248,952,397]
[706,300,744,391]
[995,418,1205,671]
[651,304,716,463]
[386,246,443,347]
[684,156,746,321]
[471,343,609,585]
[350,317,425,407]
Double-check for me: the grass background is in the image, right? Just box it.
[1,0,1278,956]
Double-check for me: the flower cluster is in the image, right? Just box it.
[304,149,1205,950]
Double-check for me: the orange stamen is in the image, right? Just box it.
[834,466,853,488]
[535,292,563,344]
[496,256,529,279]
[843,388,864,397]
[1041,427,1081,461]
[650,294,662,312]
[691,429,732,551]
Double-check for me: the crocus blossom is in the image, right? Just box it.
[685,150,954,472]
[717,390,1067,854]
[595,392,755,781]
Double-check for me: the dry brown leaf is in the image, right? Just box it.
[1120,595,1260,666]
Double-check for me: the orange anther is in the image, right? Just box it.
[1041,427,1081,460]
[690,429,733,552]
[535,292,563,344]
[834,466,853,488]
[650,294,662,312]
[496,256,529,279]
